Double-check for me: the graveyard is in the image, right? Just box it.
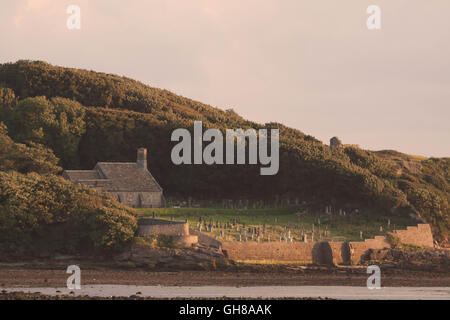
[137,206,417,243]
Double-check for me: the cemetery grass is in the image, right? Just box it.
[137,207,417,243]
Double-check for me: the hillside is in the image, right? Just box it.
[0,60,448,242]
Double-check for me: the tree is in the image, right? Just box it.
[9,96,86,168]
[0,123,61,175]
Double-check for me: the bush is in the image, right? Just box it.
[0,123,61,174]
[0,171,137,257]
[8,96,86,168]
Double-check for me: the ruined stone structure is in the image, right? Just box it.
[221,224,434,265]
[330,136,360,149]
[63,148,164,208]
[330,136,342,148]
[137,218,198,247]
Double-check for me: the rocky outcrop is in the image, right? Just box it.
[362,248,450,271]
[115,243,228,270]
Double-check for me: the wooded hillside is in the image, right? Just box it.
[0,60,448,242]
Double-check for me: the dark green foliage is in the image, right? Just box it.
[0,87,17,120]
[6,96,85,168]
[345,147,398,179]
[0,171,137,257]
[0,123,61,175]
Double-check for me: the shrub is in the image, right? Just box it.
[386,233,401,249]
[0,123,61,174]
[0,171,137,257]
[8,96,86,168]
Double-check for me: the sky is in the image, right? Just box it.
[1,0,449,157]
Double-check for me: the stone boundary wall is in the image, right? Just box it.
[137,218,189,236]
[221,241,349,265]
[221,242,316,263]
[329,242,347,265]
[391,224,434,248]
[172,235,199,247]
[349,236,391,264]
[137,219,198,247]
[190,229,222,249]
[221,224,434,265]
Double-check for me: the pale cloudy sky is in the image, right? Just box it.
[1,0,449,157]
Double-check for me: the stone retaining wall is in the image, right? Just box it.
[391,224,434,248]
[137,218,189,236]
[136,218,198,247]
[349,235,391,264]
[190,229,222,249]
[221,242,316,263]
[172,235,199,247]
[221,224,434,265]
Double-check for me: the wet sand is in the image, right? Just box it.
[0,267,449,288]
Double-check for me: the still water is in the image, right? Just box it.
[4,285,450,300]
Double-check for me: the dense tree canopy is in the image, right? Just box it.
[6,96,85,168]
[0,122,61,175]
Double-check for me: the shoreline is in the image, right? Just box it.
[1,266,449,288]
[3,285,450,300]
